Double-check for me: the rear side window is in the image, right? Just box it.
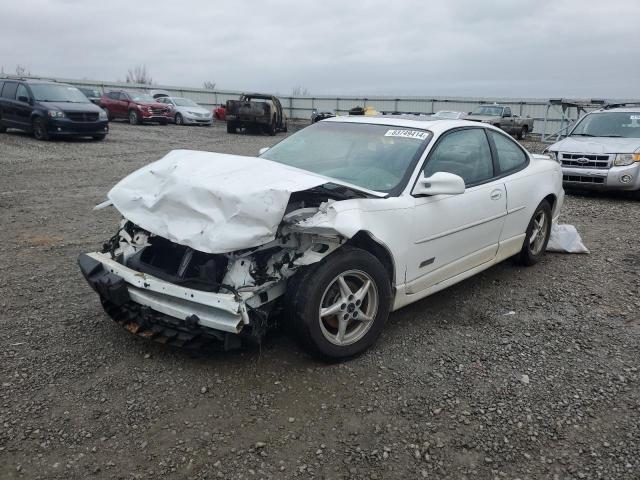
[107,92,119,100]
[2,82,18,99]
[16,84,29,101]
[424,128,494,186]
[119,92,129,101]
[0,82,4,95]
[488,131,528,172]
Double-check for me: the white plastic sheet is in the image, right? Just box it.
[546,224,589,254]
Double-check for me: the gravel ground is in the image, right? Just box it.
[0,121,639,480]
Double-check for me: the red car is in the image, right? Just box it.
[213,105,226,121]
[100,90,172,125]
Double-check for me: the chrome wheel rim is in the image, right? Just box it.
[529,210,547,255]
[318,270,378,346]
[129,111,136,124]
[176,114,182,125]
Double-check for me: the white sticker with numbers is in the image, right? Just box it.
[384,129,428,141]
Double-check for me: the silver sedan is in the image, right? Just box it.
[157,97,213,126]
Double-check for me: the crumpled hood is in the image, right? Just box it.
[550,136,640,154]
[107,150,344,254]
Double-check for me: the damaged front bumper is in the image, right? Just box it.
[78,252,285,347]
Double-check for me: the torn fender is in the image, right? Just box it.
[108,150,362,254]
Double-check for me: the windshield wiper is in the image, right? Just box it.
[570,133,596,137]
[601,134,624,137]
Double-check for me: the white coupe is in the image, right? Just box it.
[79,116,564,360]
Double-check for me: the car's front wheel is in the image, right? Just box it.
[286,247,391,361]
[32,117,50,141]
[175,113,183,125]
[129,110,141,125]
[517,200,552,265]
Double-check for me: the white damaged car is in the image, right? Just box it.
[79,117,564,359]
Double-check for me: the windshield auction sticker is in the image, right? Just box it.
[384,129,428,141]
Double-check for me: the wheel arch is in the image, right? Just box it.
[344,231,395,287]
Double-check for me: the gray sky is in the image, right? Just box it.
[2,0,639,98]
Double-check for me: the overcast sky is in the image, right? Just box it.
[2,0,639,98]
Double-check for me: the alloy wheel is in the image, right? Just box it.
[529,210,547,255]
[318,270,379,346]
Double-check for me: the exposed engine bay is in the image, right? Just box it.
[81,185,373,348]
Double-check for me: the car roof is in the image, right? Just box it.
[322,115,496,135]
[593,107,640,113]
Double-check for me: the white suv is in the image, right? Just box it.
[547,107,640,193]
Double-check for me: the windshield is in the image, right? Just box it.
[570,112,640,138]
[472,106,502,116]
[30,84,91,103]
[79,87,100,97]
[173,98,199,107]
[260,121,431,193]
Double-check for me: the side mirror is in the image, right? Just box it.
[412,171,465,196]
[258,147,270,156]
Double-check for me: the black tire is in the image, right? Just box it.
[517,200,552,266]
[517,126,527,140]
[227,121,237,134]
[0,121,6,133]
[282,121,288,133]
[286,246,392,361]
[129,110,141,125]
[32,117,50,141]
[92,134,106,141]
[268,116,276,136]
[175,113,183,125]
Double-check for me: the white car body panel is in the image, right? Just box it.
[89,117,564,336]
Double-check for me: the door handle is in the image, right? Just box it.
[490,189,502,200]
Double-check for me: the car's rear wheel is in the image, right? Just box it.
[92,134,106,141]
[517,126,528,140]
[129,110,141,125]
[175,113,183,125]
[32,117,50,141]
[227,121,237,134]
[286,247,391,361]
[268,116,277,136]
[517,200,552,266]
[0,120,6,133]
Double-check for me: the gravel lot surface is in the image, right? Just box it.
[0,121,639,480]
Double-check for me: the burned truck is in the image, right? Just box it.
[225,93,288,135]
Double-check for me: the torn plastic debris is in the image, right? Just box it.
[546,224,590,254]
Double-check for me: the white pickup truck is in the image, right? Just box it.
[546,106,640,194]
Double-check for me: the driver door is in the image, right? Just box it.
[406,127,506,294]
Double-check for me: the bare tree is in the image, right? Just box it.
[125,64,153,85]
[292,85,310,96]
[15,64,31,76]
[203,81,216,90]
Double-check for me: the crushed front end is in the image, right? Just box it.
[79,210,344,349]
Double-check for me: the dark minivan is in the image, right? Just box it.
[0,79,109,141]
